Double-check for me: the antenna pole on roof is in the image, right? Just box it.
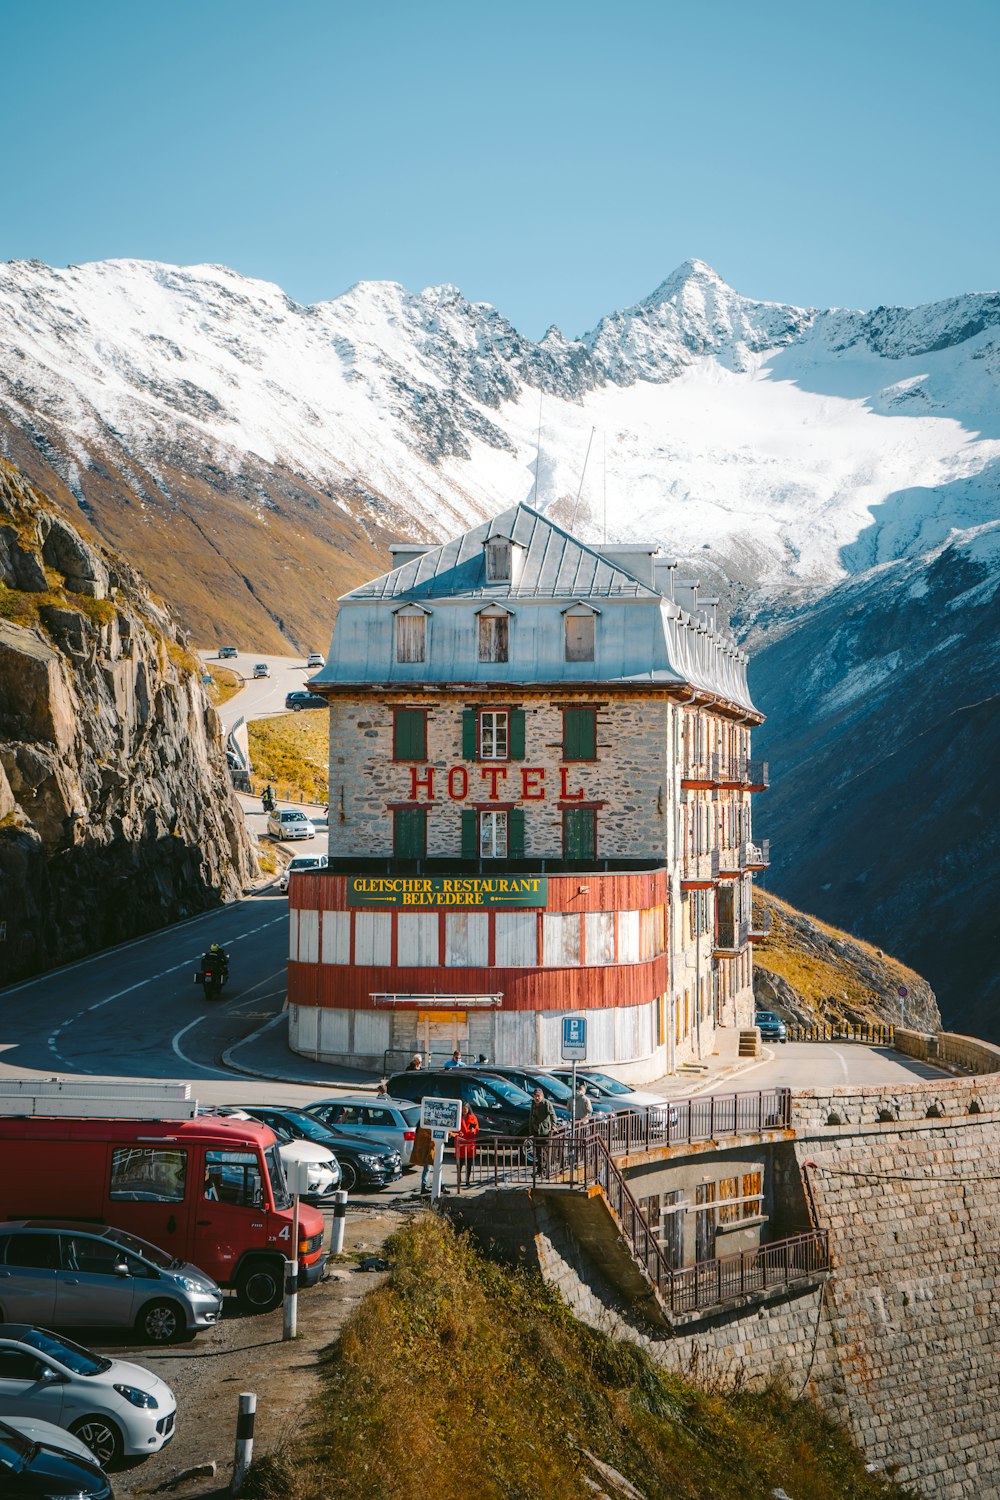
[602,429,607,545]
[530,387,544,507]
[570,426,595,530]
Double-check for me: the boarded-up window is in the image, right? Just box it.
[485,539,511,582]
[393,708,426,760]
[585,911,615,965]
[397,913,439,967]
[563,807,596,861]
[478,613,509,663]
[321,911,350,964]
[299,909,320,964]
[639,909,656,963]
[543,913,581,967]
[562,706,596,760]
[355,912,391,965]
[495,912,537,966]
[394,807,426,860]
[565,613,595,662]
[395,612,426,663]
[618,910,640,963]
[445,913,489,967]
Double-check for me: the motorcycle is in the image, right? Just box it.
[195,955,229,1001]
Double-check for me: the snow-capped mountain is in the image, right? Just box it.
[1,254,998,1027]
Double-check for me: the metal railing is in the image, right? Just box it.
[741,839,770,869]
[681,850,715,883]
[714,919,750,953]
[786,1022,895,1045]
[745,758,770,790]
[667,1230,829,1314]
[748,910,773,940]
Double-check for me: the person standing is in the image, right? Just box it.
[454,1102,479,1191]
[571,1082,593,1123]
[405,1053,423,1072]
[411,1123,435,1195]
[444,1050,464,1070]
[527,1086,558,1175]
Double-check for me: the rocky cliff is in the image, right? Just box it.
[0,460,257,983]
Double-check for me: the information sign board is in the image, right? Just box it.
[561,1015,588,1061]
[349,875,547,908]
[420,1096,463,1133]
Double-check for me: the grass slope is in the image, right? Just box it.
[268,1215,917,1500]
[247,712,329,804]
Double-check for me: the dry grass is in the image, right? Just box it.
[247,713,329,804]
[204,664,243,707]
[278,1214,917,1500]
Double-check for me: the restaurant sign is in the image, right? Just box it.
[348,875,548,908]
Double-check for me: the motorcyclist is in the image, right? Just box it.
[202,942,229,975]
[262,785,275,813]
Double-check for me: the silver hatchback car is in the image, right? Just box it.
[0,1223,222,1344]
[306,1097,421,1166]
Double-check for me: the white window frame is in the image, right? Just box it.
[394,607,428,664]
[480,709,509,762]
[485,538,512,583]
[477,610,510,663]
[479,810,508,859]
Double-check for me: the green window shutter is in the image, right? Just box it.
[563,707,596,761]
[394,807,426,860]
[564,808,596,861]
[395,709,426,760]
[509,807,525,859]
[462,709,478,760]
[461,808,478,859]
[509,708,526,761]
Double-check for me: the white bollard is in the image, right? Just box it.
[231,1391,256,1494]
[282,1257,298,1341]
[430,1138,445,1203]
[330,1189,348,1255]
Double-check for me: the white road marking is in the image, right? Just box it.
[830,1047,851,1082]
[170,1017,236,1077]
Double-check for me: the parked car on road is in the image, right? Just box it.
[479,1066,620,1115]
[284,690,327,711]
[0,1415,112,1498]
[217,646,237,659]
[234,1107,402,1193]
[305,652,324,668]
[549,1069,672,1111]
[210,1109,341,1202]
[0,1324,177,1468]
[279,853,328,892]
[0,1222,222,1344]
[388,1069,570,1137]
[305,1097,420,1165]
[252,663,269,679]
[755,1010,788,1042]
[267,809,315,842]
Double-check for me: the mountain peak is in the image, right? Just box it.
[642,259,732,308]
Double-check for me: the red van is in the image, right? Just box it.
[0,1114,326,1311]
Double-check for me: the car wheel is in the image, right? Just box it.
[236,1256,284,1313]
[137,1298,185,1344]
[338,1160,359,1193]
[71,1417,123,1469]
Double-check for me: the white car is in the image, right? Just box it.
[213,1111,341,1202]
[306,652,324,668]
[279,853,329,892]
[550,1069,673,1111]
[267,809,315,842]
[0,1323,176,1468]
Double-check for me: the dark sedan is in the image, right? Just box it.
[0,1417,112,1499]
[388,1069,571,1136]
[236,1105,402,1193]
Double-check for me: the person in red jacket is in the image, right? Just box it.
[454,1102,479,1192]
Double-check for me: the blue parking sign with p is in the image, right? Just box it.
[561,1015,587,1060]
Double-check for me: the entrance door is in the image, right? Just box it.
[193,1149,270,1288]
[418,1010,469,1068]
[56,1231,138,1328]
[695,1182,716,1263]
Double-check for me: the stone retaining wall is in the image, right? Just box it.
[895,1027,1000,1074]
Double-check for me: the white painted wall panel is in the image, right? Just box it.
[289,913,300,963]
[321,911,350,965]
[318,1008,350,1054]
[398,913,439,967]
[495,912,537,966]
[299,909,320,965]
[618,910,640,964]
[293,1004,318,1053]
[543,913,581,966]
[355,912,391,965]
[352,1010,392,1058]
[585,912,615,965]
[445,913,489,967]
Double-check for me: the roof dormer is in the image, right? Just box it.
[483,531,524,587]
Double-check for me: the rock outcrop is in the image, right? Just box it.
[0,460,257,983]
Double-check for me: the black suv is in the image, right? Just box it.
[388,1069,570,1136]
[285,690,327,711]
[237,1105,401,1193]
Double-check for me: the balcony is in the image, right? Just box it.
[680,752,718,790]
[742,839,770,870]
[746,758,769,791]
[748,909,773,943]
[713,918,749,955]
[680,850,715,889]
[714,845,742,880]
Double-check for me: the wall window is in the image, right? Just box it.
[395,611,426,663]
[562,706,596,761]
[717,1171,764,1224]
[479,809,508,859]
[485,538,512,583]
[110,1147,187,1202]
[393,708,427,760]
[480,710,509,761]
[563,807,596,862]
[565,612,596,662]
[204,1149,263,1208]
[394,806,427,860]
[478,611,510,663]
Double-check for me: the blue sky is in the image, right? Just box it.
[2,0,997,338]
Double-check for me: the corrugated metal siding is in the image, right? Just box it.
[355,912,391,964]
[299,910,320,965]
[445,913,489,967]
[353,1010,392,1057]
[318,1009,351,1054]
[321,912,350,964]
[495,911,536,966]
[289,914,300,963]
[618,911,640,963]
[294,869,668,916]
[543,912,581,966]
[585,911,615,964]
[294,1004,318,1053]
[397,913,439,966]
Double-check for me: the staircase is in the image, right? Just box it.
[739,1028,762,1058]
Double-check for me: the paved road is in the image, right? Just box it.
[702,1041,947,1093]
[198,649,327,735]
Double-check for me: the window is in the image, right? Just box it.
[395,611,426,663]
[1,1232,60,1269]
[0,1349,45,1380]
[204,1149,264,1208]
[565,613,595,662]
[480,810,508,858]
[562,706,596,760]
[110,1146,187,1202]
[480,710,509,761]
[393,708,426,760]
[61,1233,148,1277]
[394,806,427,860]
[478,612,509,663]
[717,1171,764,1223]
[563,807,596,861]
[485,538,512,583]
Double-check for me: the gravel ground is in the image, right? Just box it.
[100,1200,415,1498]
